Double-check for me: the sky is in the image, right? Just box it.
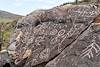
[0,0,75,16]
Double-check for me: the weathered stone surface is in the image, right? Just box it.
[0,50,15,67]
[10,21,87,67]
[16,4,100,28]
[45,23,100,67]
[8,4,100,67]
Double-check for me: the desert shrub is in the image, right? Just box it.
[0,19,18,50]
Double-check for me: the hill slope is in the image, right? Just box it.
[0,10,22,22]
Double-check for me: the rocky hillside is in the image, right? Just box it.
[0,10,22,23]
[1,3,100,67]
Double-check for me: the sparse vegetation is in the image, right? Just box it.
[0,18,13,23]
[0,20,18,50]
[0,10,22,50]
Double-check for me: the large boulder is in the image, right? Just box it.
[7,4,100,67]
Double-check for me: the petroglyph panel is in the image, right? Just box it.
[13,20,91,67]
[45,24,100,67]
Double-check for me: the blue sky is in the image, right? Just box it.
[0,0,75,15]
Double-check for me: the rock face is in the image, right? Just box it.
[45,23,100,67]
[0,50,15,67]
[8,4,100,67]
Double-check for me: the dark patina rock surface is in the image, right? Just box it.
[45,23,100,67]
[7,4,100,67]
